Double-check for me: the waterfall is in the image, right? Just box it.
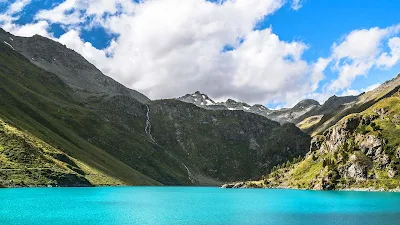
[182,163,195,184]
[144,105,195,184]
[145,105,155,142]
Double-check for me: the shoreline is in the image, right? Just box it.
[221,183,400,192]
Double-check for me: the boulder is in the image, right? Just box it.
[343,115,361,131]
[392,114,400,125]
[310,136,325,152]
[388,168,398,178]
[359,135,384,157]
[396,147,400,159]
[233,182,245,188]
[376,154,391,169]
[340,153,372,181]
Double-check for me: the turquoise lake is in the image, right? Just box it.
[1,187,400,225]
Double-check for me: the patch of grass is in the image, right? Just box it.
[297,115,323,131]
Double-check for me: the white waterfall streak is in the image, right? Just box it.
[144,105,195,184]
[145,105,155,142]
[182,163,194,184]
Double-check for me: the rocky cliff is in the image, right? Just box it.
[234,96,400,190]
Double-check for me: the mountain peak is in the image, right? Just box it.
[177,91,216,106]
[293,99,320,110]
[0,31,150,103]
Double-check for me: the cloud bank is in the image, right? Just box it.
[1,0,400,107]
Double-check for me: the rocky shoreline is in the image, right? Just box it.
[221,182,400,192]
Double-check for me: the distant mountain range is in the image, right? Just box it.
[177,90,358,132]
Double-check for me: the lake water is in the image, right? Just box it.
[1,187,400,225]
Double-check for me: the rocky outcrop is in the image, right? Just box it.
[245,100,400,190]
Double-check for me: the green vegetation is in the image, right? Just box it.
[0,118,123,187]
[243,96,400,190]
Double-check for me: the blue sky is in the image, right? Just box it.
[262,0,400,97]
[1,0,400,108]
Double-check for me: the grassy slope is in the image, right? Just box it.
[0,42,161,186]
[243,96,400,190]
[306,75,400,136]
[0,118,124,187]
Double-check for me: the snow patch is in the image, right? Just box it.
[3,41,14,50]
[205,99,214,105]
[9,37,13,41]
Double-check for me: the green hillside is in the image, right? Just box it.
[238,95,400,190]
[0,118,124,187]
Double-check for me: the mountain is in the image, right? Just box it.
[0,118,125,187]
[177,91,320,124]
[0,29,149,103]
[300,75,400,136]
[266,99,321,124]
[296,95,358,133]
[224,83,400,190]
[0,30,312,187]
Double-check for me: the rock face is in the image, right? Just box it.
[242,97,400,190]
[177,91,218,107]
[149,100,311,183]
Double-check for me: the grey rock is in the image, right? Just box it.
[388,168,398,178]
[232,182,245,188]
[359,135,384,157]
[392,114,400,125]
[310,136,325,152]
[396,147,400,159]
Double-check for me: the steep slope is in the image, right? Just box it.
[267,99,321,124]
[0,35,312,186]
[149,100,311,182]
[236,95,400,190]
[0,29,149,103]
[296,95,358,133]
[0,118,122,187]
[302,76,400,136]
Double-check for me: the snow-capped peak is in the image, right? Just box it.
[178,91,216,106]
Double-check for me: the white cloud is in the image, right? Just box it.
[377,37,400,68]
[0,0,32,25]
[1,0,400,108]
[340,82,381,97]
[35,0,83,25]
[328,25,400,92]
[4,20,50,37]
[291,0,303,11]
[45,0,320,106]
